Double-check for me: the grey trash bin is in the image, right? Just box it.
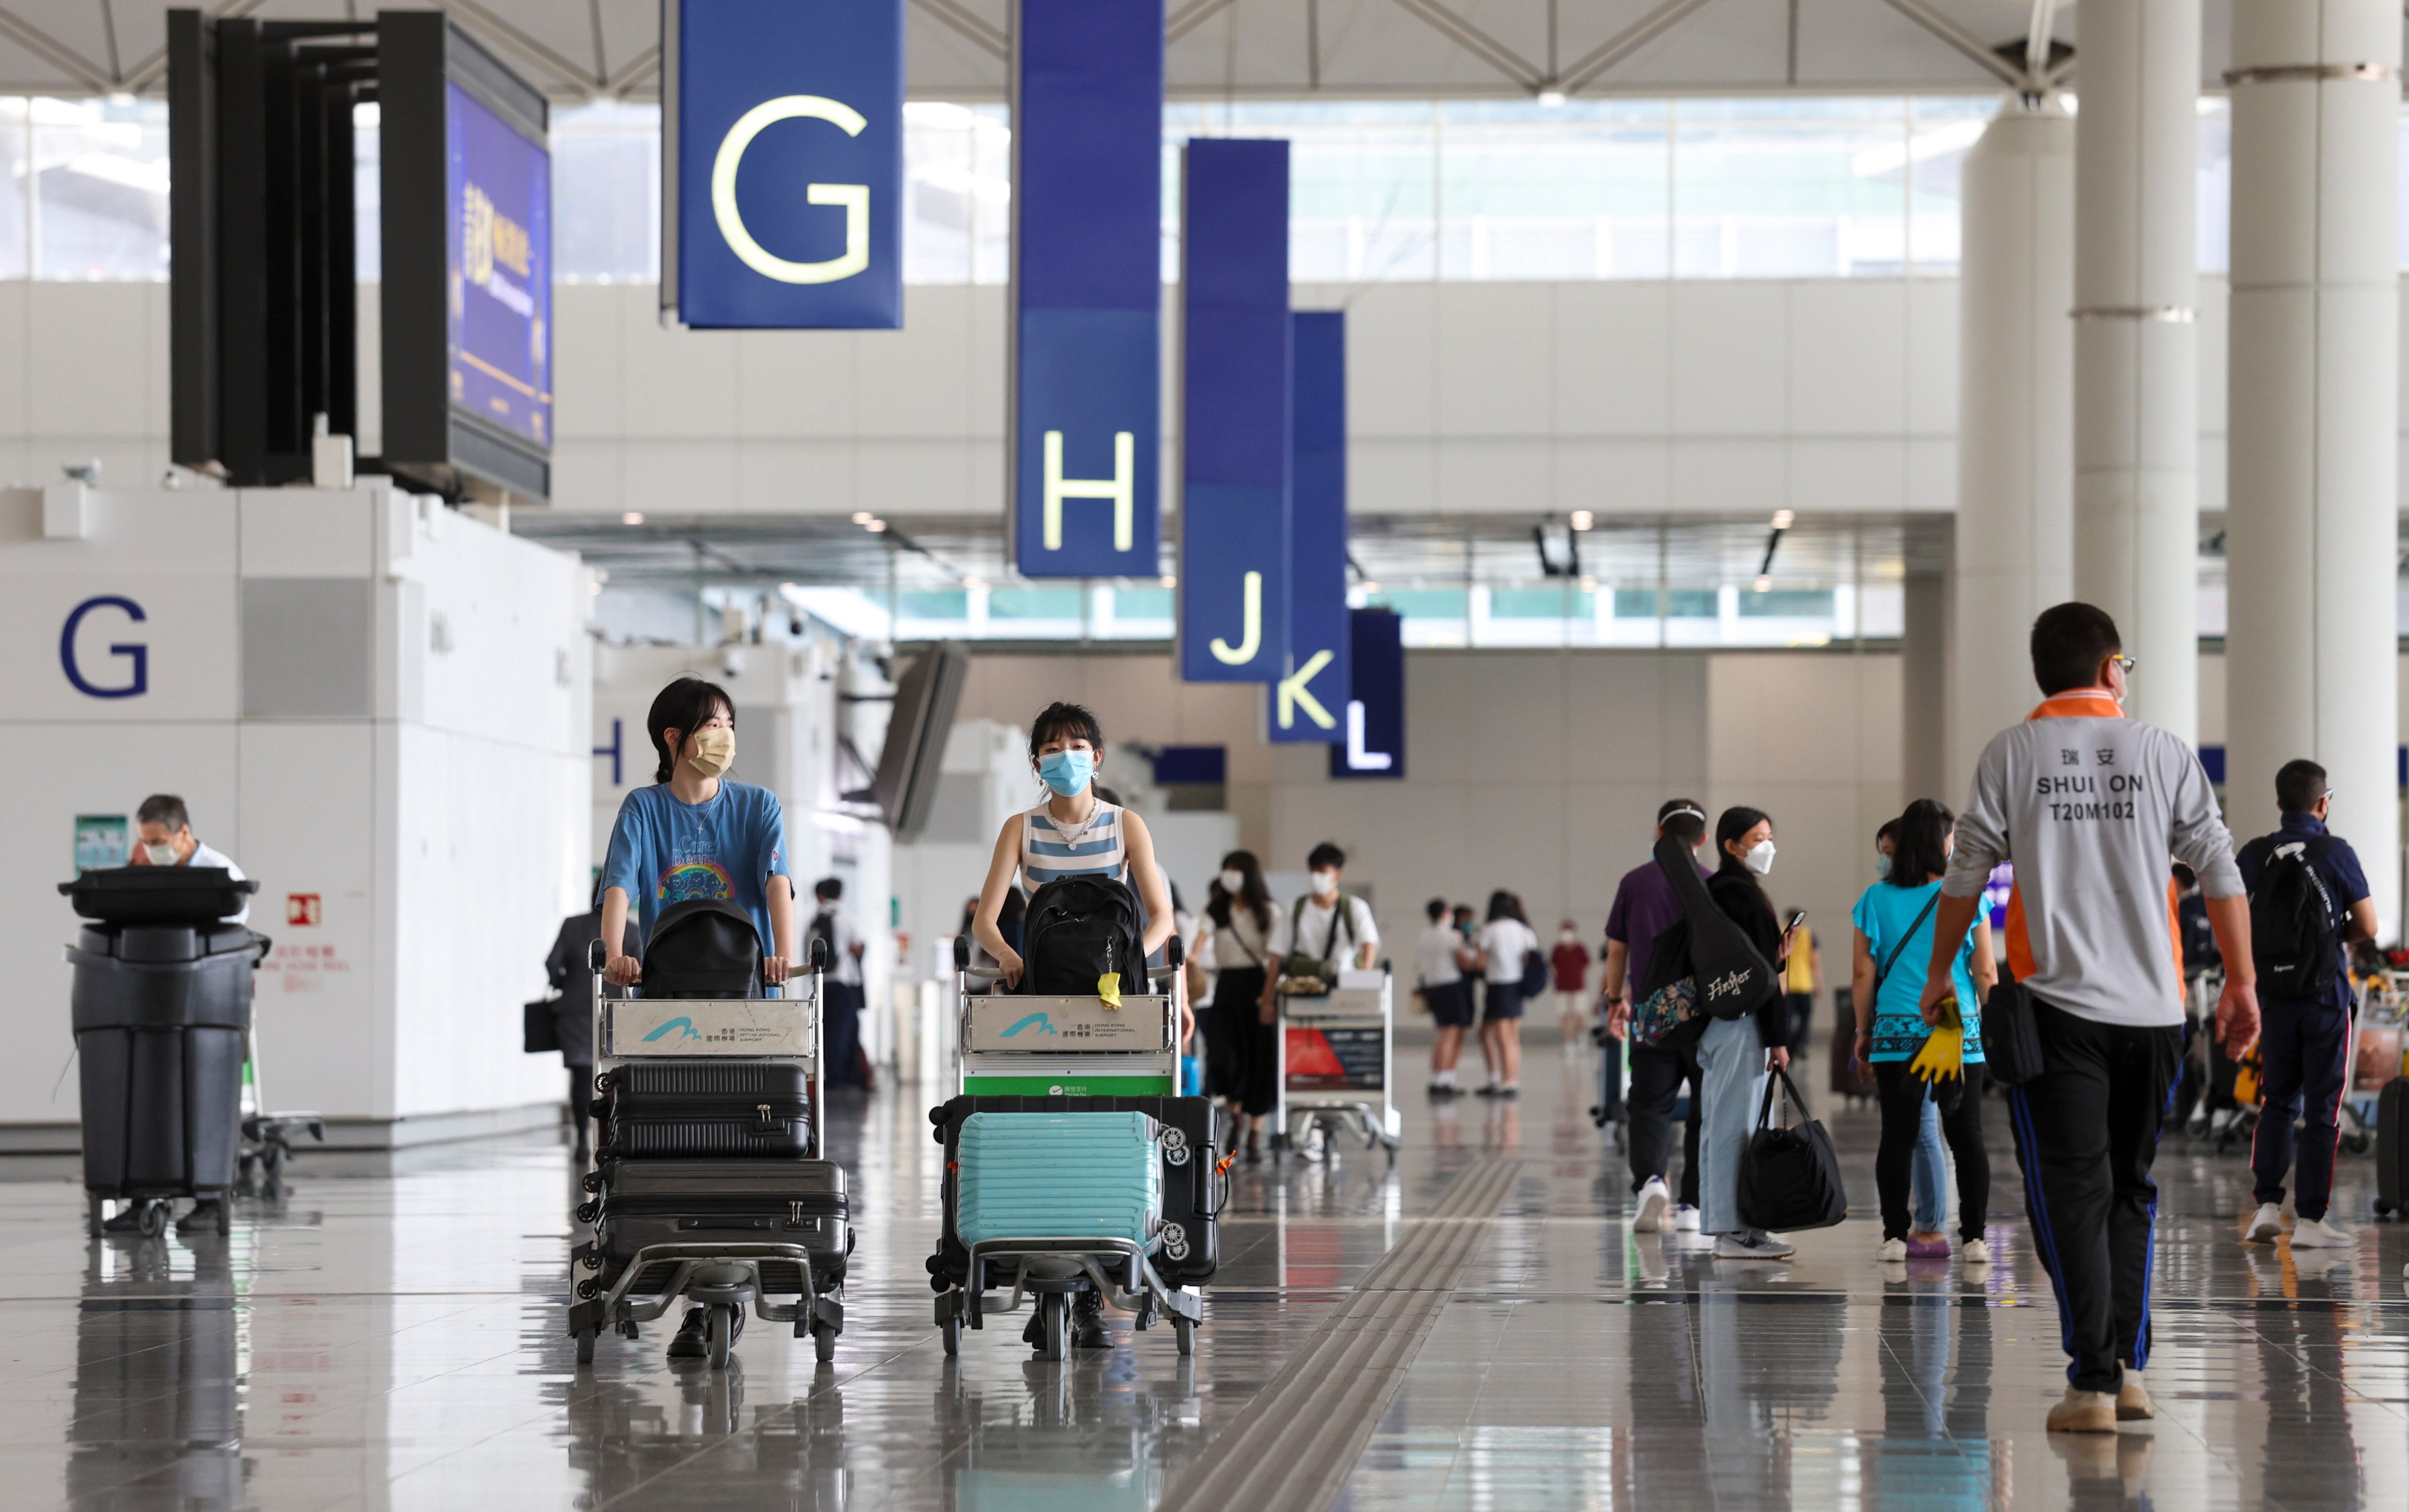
[61,870,266,1231]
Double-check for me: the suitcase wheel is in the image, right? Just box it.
[812,1322,838,1364]
[707,1303,735,1370]
[1173,1316,1195,1356]
[941,1315,961,1356]
[575,1330,597,1365]
[139,1200,168,1239]
[2377,1199,2395,1219]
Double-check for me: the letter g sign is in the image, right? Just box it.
[712,95,870,285]
[61,595,148,698]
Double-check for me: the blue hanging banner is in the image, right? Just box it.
[1330,608,1404,780]
[671,0,903,329]
[1179,137,1291,684]
[1269,310,1347,742]
[1009,0,1164,579]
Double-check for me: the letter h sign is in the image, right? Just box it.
[1042,430,1134,552]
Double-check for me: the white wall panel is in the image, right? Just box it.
[1671,282,1788,437]
[552,285,625,439]
[1434,283,1552,437]
[1551,282,1672,437]
[737,328,858,439]
[1788,281,1906,435]
[618,297,739,439]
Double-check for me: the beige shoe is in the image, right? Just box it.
[2047,1387,2118,1434]
[2290,1216,2355,1249]
[2117,1370,2155,1421]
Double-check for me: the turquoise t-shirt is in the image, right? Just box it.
[601,780,790,960]
[1851,878,1984,1064]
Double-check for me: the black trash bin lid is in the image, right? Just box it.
[59,867,259,925]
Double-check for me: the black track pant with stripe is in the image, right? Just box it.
[2004,998,2183,1394]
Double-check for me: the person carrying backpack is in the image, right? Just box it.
[2235,759,2377,1250]
[968,701,1184,1351]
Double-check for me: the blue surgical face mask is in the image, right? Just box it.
[1874,852,1892,880]
[1037,748,1094,797]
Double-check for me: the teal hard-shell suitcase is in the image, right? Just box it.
[955,1111,1163,1249]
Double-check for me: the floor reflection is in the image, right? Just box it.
[10,1042,2408,1511]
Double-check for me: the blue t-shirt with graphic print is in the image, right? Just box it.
[1852,877,1984,1064]
[601,781,790,964]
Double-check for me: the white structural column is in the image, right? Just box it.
[2224,0,2401,934]
[1952,101,2076,787]
[2071,0,2201,743]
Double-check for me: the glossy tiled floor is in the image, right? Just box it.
[5,1041,2407,1510]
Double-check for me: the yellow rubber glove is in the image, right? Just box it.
[1095,972,1122,1008]
[1908,1013,1965,1085]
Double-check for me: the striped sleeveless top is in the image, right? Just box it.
[1019,799,1128,895]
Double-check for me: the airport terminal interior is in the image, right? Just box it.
[5,1,2409,1508]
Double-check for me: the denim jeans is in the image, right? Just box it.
[1911,1095,1947,1230]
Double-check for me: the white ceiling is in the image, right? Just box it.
[0,2,2239,104]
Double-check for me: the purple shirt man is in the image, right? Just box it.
[1607,855,1702,993]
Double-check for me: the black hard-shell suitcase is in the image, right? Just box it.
[599,1061,810,1160]
[591,1157,851,1294]
[925,1094,1220,1290]
[2377,1077,2408,1218]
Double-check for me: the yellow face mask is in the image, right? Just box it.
[688,725,735,779]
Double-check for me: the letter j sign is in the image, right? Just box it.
[671,0,902,329]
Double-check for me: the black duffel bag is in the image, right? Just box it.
[1980,967,2045,1087]
[1737,1067,1848,1233]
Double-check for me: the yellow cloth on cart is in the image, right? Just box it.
[1095,973,1121,1008]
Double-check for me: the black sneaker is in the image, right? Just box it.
[1473,1084,1502,1098]
[1495,1085,1520,1100]
[667,1307,709,1358]
[176,1200,225,1236]
[1427,1082,1459,1098]
[1071,1294,1112,1350]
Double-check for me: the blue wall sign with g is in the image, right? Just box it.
[675,0,902,329]
[61,595,148,699]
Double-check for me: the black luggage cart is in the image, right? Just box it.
[61,869,269,1238]
[568,934,846,1369]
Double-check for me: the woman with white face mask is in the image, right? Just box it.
[1694,805,1801,1259]
[1190,850,1278,1161]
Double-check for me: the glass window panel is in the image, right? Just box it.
[899,590,968,618]
[2199,98,2230,276]
[1614,588,1718,618]
[1672,98,1907,278]
[989,587,1083,620]
[1439,101,1668,280]
[0,105,28,279]
[1112,585,1173,618]
[1263,102,1437,283]
[1366,587,1467,619]
[554,102,658,284]
[34,97,169,281]
[1489,586,1595,617]
[1738,588,1834,617]
[1907,96,1990,272]
[354,104,381,282]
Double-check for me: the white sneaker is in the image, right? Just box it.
[2290,1215,2355,1248]
[2047,1387,2118,1434]
[1962,1238,1991,1265]
[2117,1370,2155,1421]
[1714,1231,1795,1260]
[1877,1237,1907,1262]
[2243,1202,2283,1243]
[1674,1204,1701,1233]
[1632,1177,1671,1234]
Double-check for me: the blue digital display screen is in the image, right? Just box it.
[447,81,552,445]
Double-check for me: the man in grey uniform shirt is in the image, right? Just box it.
[1916,603,2258,1434]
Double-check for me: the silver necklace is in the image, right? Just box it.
[1047,794,1104,847]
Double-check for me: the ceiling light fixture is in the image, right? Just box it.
[1538,89,1567,108]
[1570,509,1594,531]
[1754,575,1773,594]
[864,518,888,533]
[621,511,644,525]
[1770,509,1795,531]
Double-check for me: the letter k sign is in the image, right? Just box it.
[1277,650,1337,730]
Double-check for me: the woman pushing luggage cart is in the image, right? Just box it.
[927,701,1223,1359]
[567,675,851,1370]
